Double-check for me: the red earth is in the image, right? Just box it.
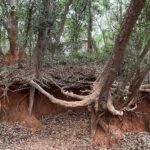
[0,88,149,146]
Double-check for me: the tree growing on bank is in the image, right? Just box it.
[29,0,148,136]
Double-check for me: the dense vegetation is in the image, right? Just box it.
[0,0,149,65]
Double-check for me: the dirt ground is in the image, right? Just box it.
[0,111,150,150]
[0,89,150,149]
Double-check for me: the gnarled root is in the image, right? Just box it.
[90,107,99,138]
[90,106,106,138]
[107,96,123,116]
[98,118,109,133]
[28,86,35,115]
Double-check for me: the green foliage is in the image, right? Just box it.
[0,0,150,70]
[70,49,109,63]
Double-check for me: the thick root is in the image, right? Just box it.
[107,98,123,116]
[90,107,99,138]
[28,86,35,115]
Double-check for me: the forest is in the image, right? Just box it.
[0,0,150,149]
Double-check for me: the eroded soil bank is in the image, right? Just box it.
[0,89,150,149]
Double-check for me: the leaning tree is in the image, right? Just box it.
[28,0,149,136]
[0,0,150,138]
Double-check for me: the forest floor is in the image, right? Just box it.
[0,62,150,149]
[0,110,150,150]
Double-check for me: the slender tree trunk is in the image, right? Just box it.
[0,26,3,56]
[57,0,73,44]
[127,63,150,102]
[23,0,34,49]
[114,39,150,105]
[88,0,145,135]
[7,0,18,55]
[28,86,35,115]
[49,0,73,57]
[118,0,123,25]
[98,23,107,50]
[87,0,93,52]
[120,39,150,92]
[0,28,4,56]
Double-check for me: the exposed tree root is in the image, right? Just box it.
[123,104,138,112]
[28,80,100,107]
[90,106,106,138]
[28,86,35,114]
[60,87,86,100]
[98,118,109,133]
[0,67,150,144]
[29,79,150,116]
[90,107,99,138]
[140,84,150,92]
[107,94,123,116]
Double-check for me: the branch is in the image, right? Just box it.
[28,86,35,114]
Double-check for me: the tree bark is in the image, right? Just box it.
[95,0,145,112]
[33,0,52,77]
[0,0,28,65]
[127,63,150,102]
[28,86,35,114]
[87,0,93,52]
[23,0,34,49]
[49,0,73,57]
[121,38,150,91]
[7,0,18,55]
[57,0,73,43]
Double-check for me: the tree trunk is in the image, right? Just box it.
[33,28,49,77]
[23,0,34,49]
[95,0,145,112]
[33,0,52,77]
[28,86,35,115]
[0,0,28,65]
[57,0,73,43]
[7,0,18,55]
[49,0,73,57]
[87,0,93,52]
[119,38,150,96]
[29,0,52,114]
[127,64,150,102]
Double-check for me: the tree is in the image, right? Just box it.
[48,0,74,58]
[1,0,150,142]
[0,0,27,65]
[29,0,145,136]
[87,0,93,52]
[28,0,53,114]
[7,0,18,54]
